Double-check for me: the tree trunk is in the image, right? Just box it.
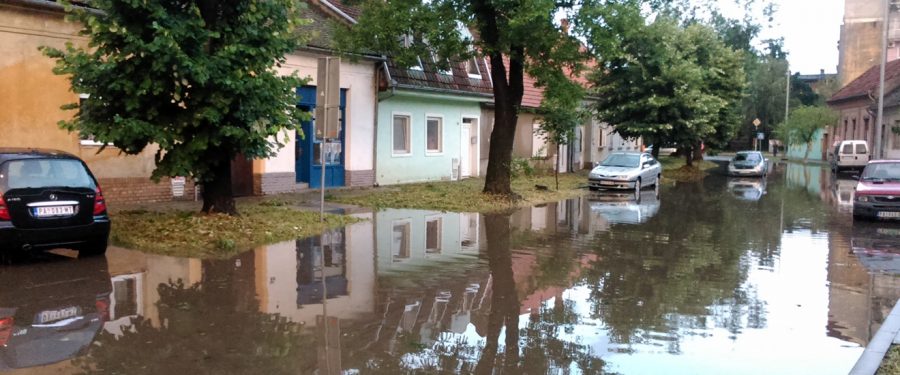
[693,141,704,163]
[803,141,811,163]
[555,143,560,190]
[201,152,238,215]
[684,145,694,168]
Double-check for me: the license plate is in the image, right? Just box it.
[877,211,900,218]
[600,181,616,186]
[34,205,75,217]
[34,306,81,324]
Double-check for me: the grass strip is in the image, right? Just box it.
[329,173,588,213]
[109,202,359,258]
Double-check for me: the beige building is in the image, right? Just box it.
[837,0,900,86]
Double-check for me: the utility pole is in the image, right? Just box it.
[876,0,890,160]
[784,68,790,155]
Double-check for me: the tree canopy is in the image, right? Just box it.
[42,0,309,215]
[588,14,746,166]
[774,106,838,162]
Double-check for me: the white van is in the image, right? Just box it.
[831,140,870,172]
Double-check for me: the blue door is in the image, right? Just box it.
[296,86,346,188]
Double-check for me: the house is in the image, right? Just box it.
[374,39,493,185]
[0,0,197,204]
[826,58,900,160]
[480,58,641,175]
[257,0,382,191]
[837,0,900,86]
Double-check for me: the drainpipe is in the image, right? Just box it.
[373,60,394,187]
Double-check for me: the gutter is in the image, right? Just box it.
[4,0,101,15]
[298,45,385,61]
[319,0,357,24]
[391,83,493,99]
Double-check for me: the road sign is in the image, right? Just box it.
[315,57,341,140]
[757,132,764,140]
[753,118,761,128]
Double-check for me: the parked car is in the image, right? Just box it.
[727,151,768,177]
[832,140,870,173]
[0,255,111,370]
[852,160,900,220]
[588,152,662,194]
[0,148,110,259]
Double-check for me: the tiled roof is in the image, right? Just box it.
[829,59,900,103]
[386,57,493,96]
[502,56,595,110]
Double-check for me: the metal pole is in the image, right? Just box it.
[876,0,890,160]
[320,61,329,222]
[785,68,791,125]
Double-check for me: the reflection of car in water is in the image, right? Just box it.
[0,255,111,370]
[829,175,857,212]
[850,222,900,274]
[588,187,660,224]
[728,177,767,201]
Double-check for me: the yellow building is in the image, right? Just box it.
[0,1,199,204]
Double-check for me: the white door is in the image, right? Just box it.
[461,124,472,177]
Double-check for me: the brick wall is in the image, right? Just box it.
[254,172,299,195]
[346,169,375,187]
[98,177,197,205]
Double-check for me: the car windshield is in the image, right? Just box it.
[601,154,640,168]
[861,162,900,181]
[734,153,761,162]
[0,158,96,193]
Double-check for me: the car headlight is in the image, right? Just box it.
[856,195,870,202]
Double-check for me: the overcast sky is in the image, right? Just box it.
[717,0,844,75]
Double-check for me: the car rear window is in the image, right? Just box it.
[856,144,868,154]
[842,144,853,154]
[0,158,96,193]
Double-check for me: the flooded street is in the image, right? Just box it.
[4,162,900,374]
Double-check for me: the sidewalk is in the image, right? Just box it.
[850,298,900,374]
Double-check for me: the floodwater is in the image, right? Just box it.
[3,162,900,374]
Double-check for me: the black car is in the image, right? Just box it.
[0,255,112,370]
[0,148,110,259]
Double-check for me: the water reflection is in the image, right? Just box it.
[727,177,767,201]
[7,164,900,374]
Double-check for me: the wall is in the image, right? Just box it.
[1,4,205,204]
[264,51,378,191]
[838,0,900,86]
[786,128,827,161]
[376,91,483,185]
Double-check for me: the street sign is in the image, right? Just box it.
[753,118,761,128]
[315,57,341,140]
[757,132,765,140]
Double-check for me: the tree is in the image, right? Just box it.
[335,0,666,195]
[589,15,745,167]
[42,0,309,215]
[535,74,586,190]
[774,106,838,162]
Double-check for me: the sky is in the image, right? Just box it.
[717,0,844,75]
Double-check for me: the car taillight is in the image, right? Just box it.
[95,295,111,322]
[93,187,107,215]
[0,317,13,347]
[0,194,9,221]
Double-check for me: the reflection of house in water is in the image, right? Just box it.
[826,223,900,345]
[377,209,481,273]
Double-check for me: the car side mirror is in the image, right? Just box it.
[851,174,860,180]
[642,162,650,169]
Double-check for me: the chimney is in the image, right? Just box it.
[820,69,825,79]
[561,18,570,34]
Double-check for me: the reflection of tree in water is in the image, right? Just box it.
[73,261,315,374]
[338,212,610,374]
[584,180,773,348]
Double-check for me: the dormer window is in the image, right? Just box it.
[431,52,451,75]
[466,56,481,78]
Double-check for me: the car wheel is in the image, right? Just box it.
[634,178,642,196]
[589,186,599,191]
[78,238,108,257]
[656,174,661,186]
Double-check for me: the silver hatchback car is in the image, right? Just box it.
[588,152,662,194]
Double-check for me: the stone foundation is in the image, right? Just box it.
[98,177,197,205]
[346,169,375,187]
[254,172,299,195]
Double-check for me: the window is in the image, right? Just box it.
[393,114,411,155]
[842,143,853,154]
[392,221,411,262]
[426,217,442,254]
[426,116,442,153]
[431,52,451,75]
[856,143,868,154]
[466,56,481,78]
[532,121,547,158]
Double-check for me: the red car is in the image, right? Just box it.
[853,160,900,220]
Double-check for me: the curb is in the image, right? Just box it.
[850,298,900,374]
